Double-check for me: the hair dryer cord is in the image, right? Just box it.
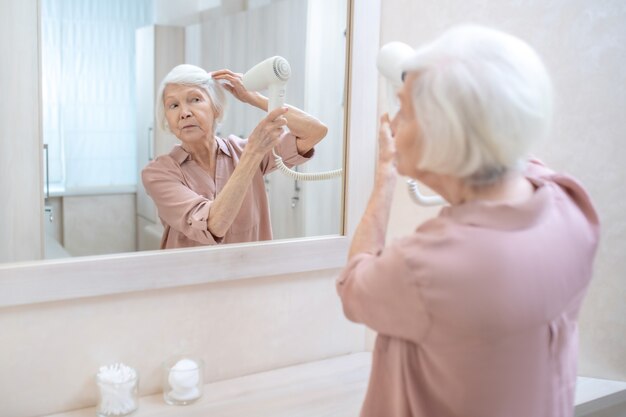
[406,179,446,206]
[272,149,342,181]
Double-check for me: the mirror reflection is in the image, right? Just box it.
[36,0,347,261]
[142,64,327,249]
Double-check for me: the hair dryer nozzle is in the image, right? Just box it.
[242,56,291,91]
[272,57,291,82]
[377,42,414,87]
[243,56,291,112]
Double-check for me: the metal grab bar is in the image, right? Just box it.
[43,144,49,199]
[148,126,154,161]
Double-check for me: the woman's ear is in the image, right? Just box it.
[212,108,222,135]
[214,107,223,124]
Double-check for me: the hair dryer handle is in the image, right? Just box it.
[268,83,286,112]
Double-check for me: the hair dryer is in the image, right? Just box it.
[377,42,446,206]
[242,56,342,181]
[376,41,414,117]
[242,56,291,112]
[377,41,414,86]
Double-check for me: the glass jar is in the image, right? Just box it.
[162,356,204,405]
[96,370,139,417]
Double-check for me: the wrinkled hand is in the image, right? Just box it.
[211,69,260,106]
[378,113,397,170]
[245,107,289,157]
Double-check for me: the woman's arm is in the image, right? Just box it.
[249,95,327,155]
[348,114,397,259]
[207,107,288,237]
[143,109,287,242]
[212,69,328,155]
[335,116,431,344]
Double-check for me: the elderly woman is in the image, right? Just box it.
[142,64,327,249]
[337,25,600,417]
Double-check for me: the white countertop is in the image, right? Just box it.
[575,375,626,416]
[44,352,626,417]
[46,353,370,417]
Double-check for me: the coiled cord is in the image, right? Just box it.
[407,179,446,206]
[272,149,342,181]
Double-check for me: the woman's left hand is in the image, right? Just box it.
[212,69,261,106]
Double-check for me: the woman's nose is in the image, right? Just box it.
[179,106,192,119]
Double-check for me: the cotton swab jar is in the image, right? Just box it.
[96,363,139,417]
[162,356,204,405]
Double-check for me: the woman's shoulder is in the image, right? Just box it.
[391,208,508,270]
[391,215,461,256]
[524,158,599,231]
[220,134,247,155]
[141,146,187,179]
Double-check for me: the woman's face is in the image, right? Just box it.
[163,84,216,143]
[390,72,423,178]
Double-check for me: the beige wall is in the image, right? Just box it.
[380,0,626,380]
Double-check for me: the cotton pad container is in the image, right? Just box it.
[162,356,204,405]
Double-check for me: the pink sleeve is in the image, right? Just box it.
[259,129,314,175]
[525,157,555,177]
[336,243,431,344]
[141,159,223,245]
[525,159,600,236]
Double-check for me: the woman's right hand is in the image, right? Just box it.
[245,107,289,157]
[378,113,397,172]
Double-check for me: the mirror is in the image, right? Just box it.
[0,0,380,308]
[28,0,348,263]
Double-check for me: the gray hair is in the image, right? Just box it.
[402,25,553,186]
[155,64,227,134]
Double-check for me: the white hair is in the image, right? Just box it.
[402,24,553,185]
[155,64,227,133]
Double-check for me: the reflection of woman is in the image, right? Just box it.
[142,64,327,249]
[337,26,600,417]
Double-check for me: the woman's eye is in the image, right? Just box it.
[192,97,201,102]
[168,103,178,109]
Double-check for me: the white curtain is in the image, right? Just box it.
[41,0,153,189]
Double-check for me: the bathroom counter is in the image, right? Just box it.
[44,352,626,417]
[45,352,371,417]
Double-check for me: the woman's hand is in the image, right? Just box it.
[244,107,289,157]
[378,113,397,174]
[346,113,398,259]
[212,69,263,107]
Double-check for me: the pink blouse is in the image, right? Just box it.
[142,132,313,249]
[337,160,600,417]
